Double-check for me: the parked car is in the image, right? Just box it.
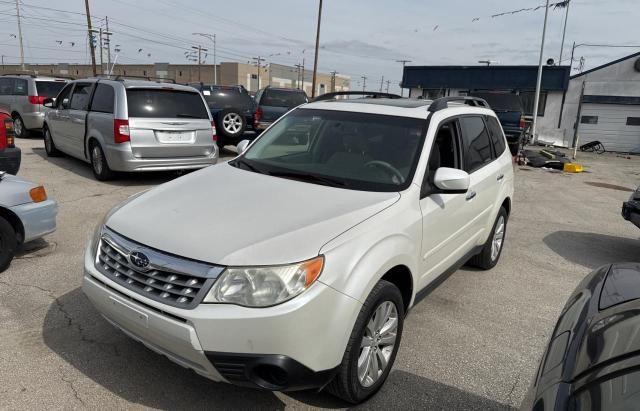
[622,185,640,229]
[253,86,308,131]
[82,95,513,403]
[0,110,20,175]
[522,263,640,410]
[189,83,256,148]
[469,92,525,155]
[43,78,218,181]
[0,74,69,138]
[0,171,57,271]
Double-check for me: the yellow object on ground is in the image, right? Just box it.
[563,163,584,173]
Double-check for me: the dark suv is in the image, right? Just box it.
[253,86,308,132]
[190,84,256,147]
[470,92,525,155]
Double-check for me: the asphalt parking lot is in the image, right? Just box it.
[1,136,638,410]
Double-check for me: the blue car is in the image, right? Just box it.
[0,171,57,271]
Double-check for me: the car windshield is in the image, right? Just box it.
[261,90,307,108]
[36,81,66,98]
[126,89,209,118]
[235,108,426,192]
[470,92,522,112]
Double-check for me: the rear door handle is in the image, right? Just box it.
[465,191,477,201]
[497,174,504,181]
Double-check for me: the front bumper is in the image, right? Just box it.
[103,143,219,172]
[622,199,640,229]
[0,146,21,175]
[21,111,45,130]
[10,199,57,243]
[83,247,361,390]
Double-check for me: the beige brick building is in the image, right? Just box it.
[0,62,350,96]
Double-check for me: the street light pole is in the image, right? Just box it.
[310,0,323,98]
[531,0,550,145]
[558,0,571,64]
[395,59,411,97]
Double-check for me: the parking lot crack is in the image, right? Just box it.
[505,371,521,407]
[59,370,86,407]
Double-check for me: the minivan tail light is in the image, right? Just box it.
[519,116,526,129]
[254,106,263,129]
[114,119,130,144]
[28,95,47,105]
[211,121,218,142]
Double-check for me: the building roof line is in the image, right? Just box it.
[570,51,640,79]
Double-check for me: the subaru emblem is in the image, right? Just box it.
[129,251,150,270]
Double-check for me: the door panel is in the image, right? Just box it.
[47,83,74,153]
[66,83,93,159]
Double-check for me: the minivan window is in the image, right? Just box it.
[90,84,115,113]
[69,83,93,110]
[55,84,73,108]
[36,81,66,98]
[0,78,13,95]
[14,79,28,96]
[261,90,307,108]
[460,116,493,173]
[126,89,209,119]
[485,116,506,157]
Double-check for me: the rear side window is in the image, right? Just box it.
[485,116,506,157]
[261,90,307,108]
[69,83,93,110]
[202,86,254,109]
[0,78,13,95]
[14,79,28,96]
[36,81,66,98]
[90,84,115,114]
[460,116,493,173]
[126,89,209,119]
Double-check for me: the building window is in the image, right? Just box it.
[581,115,598,125]
[179,70,182,76]
[626,117,640,126]
[519,91,547,117]
[143,70,147,76]
[251,74,258,79]
[422,89,446,99]
[123,70,127,75]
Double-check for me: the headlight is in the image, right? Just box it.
[203,256,324,307]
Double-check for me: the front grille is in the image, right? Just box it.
[95,227,225,309]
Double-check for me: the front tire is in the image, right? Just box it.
[327,280,404,404]
[89,141,115,181]
[43,126,61,157]
[0,216,17,272]
[468,206,508,270]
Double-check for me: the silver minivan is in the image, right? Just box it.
[43,78,218,180]
[0,74,69,138]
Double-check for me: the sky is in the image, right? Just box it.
[0,0,638,93]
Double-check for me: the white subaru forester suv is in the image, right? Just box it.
[83,93,514,403]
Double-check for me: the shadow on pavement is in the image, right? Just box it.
[544,231,640,269]
[43,288,511,410]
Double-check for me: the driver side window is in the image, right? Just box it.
[421,118,463,198]
[56,84,74,109]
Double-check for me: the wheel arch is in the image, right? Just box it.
[0,206,24,244]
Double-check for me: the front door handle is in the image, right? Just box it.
[465,190,477,201]
[497,174,504,181]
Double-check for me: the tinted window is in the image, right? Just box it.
[261,90,307,108]
[470,93,522,112]
[0,78,13,95]
[90,84,115,113]
[56,84,73,108]
[626,117,640,126]
[14,79,28,96]
[200,86,254,109]
[126,89,208,119]
[35,81,66,98]
[69,83,93,110]
[581,116,598,124]
[520,91,547,117]
[460,116,493,173]
[485,116,506,157]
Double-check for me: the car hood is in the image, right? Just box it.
[106,163,400,266]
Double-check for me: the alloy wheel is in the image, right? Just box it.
[222,113,242,134]
[358,301,398,388]
[14,117,23,137]
[491,215,505,261]
[92,145,103,175]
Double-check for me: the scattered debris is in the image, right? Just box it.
[580,141,606,154]
[563,163,584,173]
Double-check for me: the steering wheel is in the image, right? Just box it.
[364,161,404,183]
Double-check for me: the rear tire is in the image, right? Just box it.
[43,126,61,157]
[0,216,17,272]
[216,109,246,148]
[12,114,28,138]
[89,141,115,181]
[468,207,508,270]
[327,280,404,404]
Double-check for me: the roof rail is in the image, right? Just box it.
[1,72,36,78]
[427,96,490,112]
[113,75,176,84]
[313,91,402,102]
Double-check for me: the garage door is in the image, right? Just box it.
[578,103,640,153]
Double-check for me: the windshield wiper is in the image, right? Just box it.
[175,113,202,118]
[267,170,346,187]
[231,157,264,174]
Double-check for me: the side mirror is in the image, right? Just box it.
[433,167,470,194]
[236,139,250,155]
[61,98,70,109]
[43,98,55,108]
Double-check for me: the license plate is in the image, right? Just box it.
[108,296,149,328]
[156,131,194,144]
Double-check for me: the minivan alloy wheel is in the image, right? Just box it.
[13,116,23,137]
[91,145,104,175]
[358,301,398,387]
[222,112,243,134]
[491,215,505,261]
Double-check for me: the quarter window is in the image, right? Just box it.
[90,84,115,113]
[69,83,93,110]
[485,116,506,157]
[460,116,493,173]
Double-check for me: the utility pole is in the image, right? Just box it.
[99,28,103,74]
[329,71,337,92]
[385,80,390,93]
[295,64,303,89]
[192,45,208,81]
[14,0,24,70]
[310,0,323,98]
[252,56,263,91]
[559,0,571,64]
[105,17,112,76]
[84,0,97,76]
[379,76,384,92]
[193,33,217,84]
[395,59,412,97]
[361,76,367,92]
[531,0,550,145]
